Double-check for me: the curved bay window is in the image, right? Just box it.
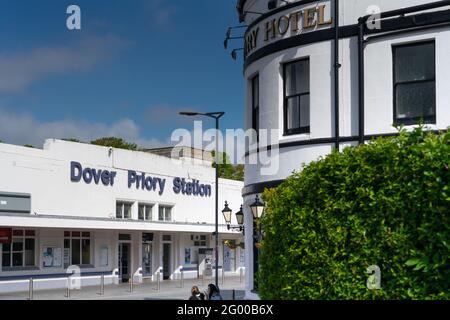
[393,41,436,125]
[283,58,310,135]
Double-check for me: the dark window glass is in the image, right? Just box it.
[12,239,23,252]
[284,59,310,135]
[24,238,35,266]
[72,231,80,237]
[82,239,90,265]
[12,253,23,267]
[251,75,260,135]
[393,41,436,125]
[119,234,131,241]
[25,230,35,237]
[2,253,10,267]
[71,239,81,265]
[12,230,23,236]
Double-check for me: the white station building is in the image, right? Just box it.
[236,0,450,299]
[0,139,244,293]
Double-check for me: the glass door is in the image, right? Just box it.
[142,243,152,276]
[118,243,130,283]
[162,243,171,280]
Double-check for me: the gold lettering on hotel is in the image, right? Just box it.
[303,8,317,29]
[318,5,333,25]
[247,3,333,57]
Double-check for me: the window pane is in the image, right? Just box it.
[158,207,164,221]
[13,239,23,252]
[286,97,300,130]
[72,231,80,237]
[395,43,435,83]
[12,230,23,237]
[165,207,172,221]
[64,231,70,237]
[252,76,259,109]
[299,94,310,128]
[138,205,144,220]
[124,204,132,219]
[145,206,152,220]
[285,59,309,96]
[25,239,35,266]
[3,243,11,252]
[396,82,435,121]
[71,239,81,265]
[2,253,10,267]
[116,203,123,219]
[12,253,23,267]
[82,239,90,265]
[25,230,35,237]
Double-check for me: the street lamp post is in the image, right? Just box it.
[250,194,265,291]
[179,111,225,288]
[222,202,245,233]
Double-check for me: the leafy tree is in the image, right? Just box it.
[90,137,138,151]
[259,127,449,300]
[62,138,82,143]
[211,150,244,181]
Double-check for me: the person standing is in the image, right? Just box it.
[188,286,205,300]
[207,283,223,300]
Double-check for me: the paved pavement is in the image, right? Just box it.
[0,276,246,300]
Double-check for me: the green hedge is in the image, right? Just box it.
[259,128,449,299]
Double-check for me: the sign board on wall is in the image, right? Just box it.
[42,247,62,268]
[0,228,12,244]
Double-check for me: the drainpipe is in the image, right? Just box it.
[357,17,366,145]
[334,0,341,150]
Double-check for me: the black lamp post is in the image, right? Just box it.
[222,202,245,233]
[250,194,265,291]
[179,111,225,288]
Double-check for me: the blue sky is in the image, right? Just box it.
[0,0,244,148]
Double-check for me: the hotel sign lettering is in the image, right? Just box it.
[245,2,333,57]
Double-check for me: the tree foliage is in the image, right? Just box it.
[90,137,138,151]
[211,150,244,181]
[259,128,449,300]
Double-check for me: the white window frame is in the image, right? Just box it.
[138,203,154,221]
[1,229,36,268]
[64,231,92,267]
[116,201,133,220]
[158,205,173,222]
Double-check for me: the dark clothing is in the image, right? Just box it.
[188,293,205,300]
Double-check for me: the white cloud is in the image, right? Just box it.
[0,108,168,149]
[0,34,130,93]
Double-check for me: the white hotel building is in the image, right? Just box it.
[0,139,244,293]
[236,0,450,299]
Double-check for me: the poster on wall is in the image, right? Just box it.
[43,247,62,267]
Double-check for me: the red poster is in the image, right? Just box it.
[0,228,12,244]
